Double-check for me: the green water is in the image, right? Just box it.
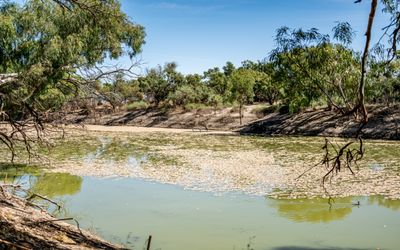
[2,169,400,250]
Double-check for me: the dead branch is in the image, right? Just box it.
[28,217,74,225]
[309,0,377,194]
[27,193,62,211]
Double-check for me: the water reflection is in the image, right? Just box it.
[269,197,353,223]
[0,165,82,198]
[0,163,39,180]
[367,196,400,211]
[80,137,149,167]
[1,170,399,249]
[31,173,82,198]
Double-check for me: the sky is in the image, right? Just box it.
[119,0,391,74]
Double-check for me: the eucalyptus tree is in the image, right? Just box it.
[378,0,400,62]
[222,61,236,77]
[230,69,256,125]
[241,60,282,105]
[270,25,359,113]
[203,67,232,103]
[367,52,400,103]
[138,62,185,106]
[363,0,400,104]
[164,62,185,90]
[0,0,145,158]
[168,74,200,106]
[138,66,168,105]
[99,73,142,111]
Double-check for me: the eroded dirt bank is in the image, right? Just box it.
[52,104,400,140]
[55,105,261,131]
[240,105,400,140]
[0,189,125,249]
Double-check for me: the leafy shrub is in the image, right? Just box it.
[251,105,276,117]
[183,103,211,111]
[126,101,149,111]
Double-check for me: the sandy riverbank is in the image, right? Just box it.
[80,124,237,135]
[52,104,400,140]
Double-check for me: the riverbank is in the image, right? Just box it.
[52,104,400,140]
[241,104,400,140]
[0,188,125,249]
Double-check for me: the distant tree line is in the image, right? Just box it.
[89,24,399,116]
[0,0,399,155]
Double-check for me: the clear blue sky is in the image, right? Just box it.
[121,0,390,74]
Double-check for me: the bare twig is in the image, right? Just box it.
[27,193,62,211]
[29,217,74,225]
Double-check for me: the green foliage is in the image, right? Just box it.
[230,69,256,105]
[366,59,400,103]
[0,0,145,119]
[138,63,184,105]
[126,100,149,111]
[230,68,256,124]
[242,61,282,105]
[203,67,232,103]
[183,103,211,111]
[99,73,142,109]
[270,26,359,113]
[1,0,399,123]
[37,85,74,111]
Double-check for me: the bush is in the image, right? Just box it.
[126,101,149,111]
[278,104,290,114]
[183,103,211,111]
[251,105,276,117]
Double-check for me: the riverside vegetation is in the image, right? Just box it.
[0,0,400,249]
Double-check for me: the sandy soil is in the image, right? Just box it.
[57,105,263,131]
[53,104,400,140]
[80,124,237,135]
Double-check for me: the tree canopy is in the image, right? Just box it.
[0,0,145,158]
[1,0,400,158]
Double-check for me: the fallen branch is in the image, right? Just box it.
[27,193,62,211]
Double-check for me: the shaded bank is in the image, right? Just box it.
[50,104,400,140]
[240,105,400,140]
